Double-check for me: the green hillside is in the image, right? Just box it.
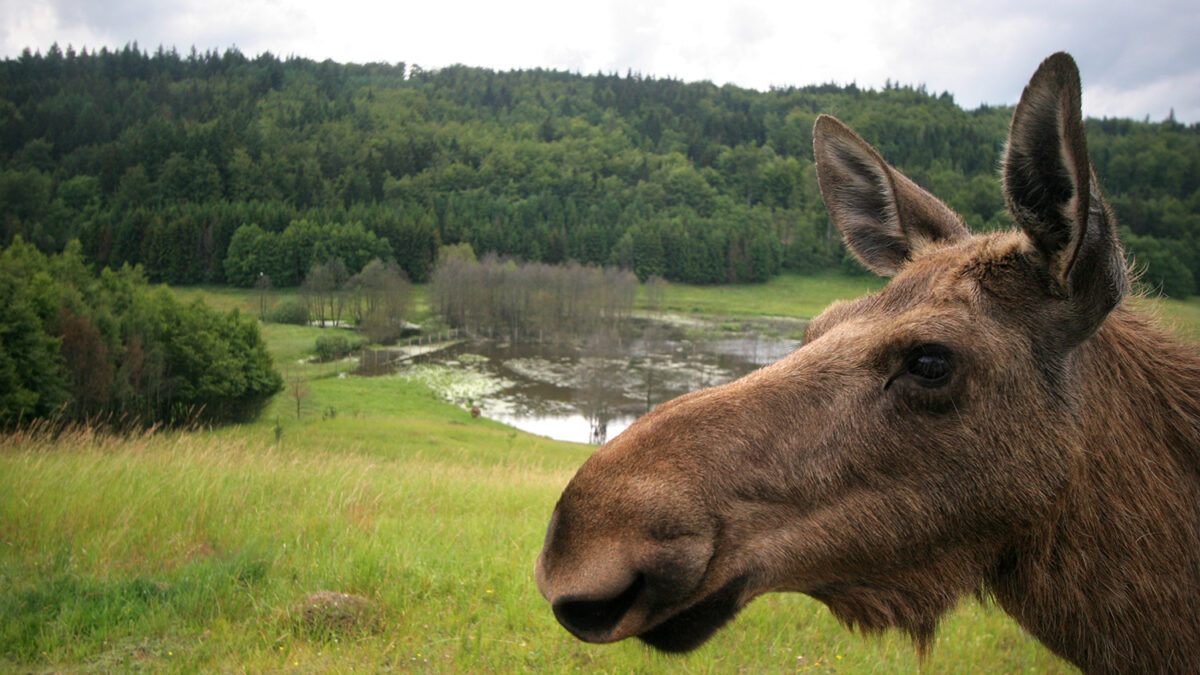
[2,45,1198,293]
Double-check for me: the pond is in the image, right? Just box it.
[364,315,805,445]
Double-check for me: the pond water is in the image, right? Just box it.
[366,316,804,445]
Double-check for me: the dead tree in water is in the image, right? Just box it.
[578,328,622,445]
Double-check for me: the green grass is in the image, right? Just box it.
[1136,293,1200,342]
[0,418,1069,673]
[642,273,888,320]
[26,271,1200,672]
[169,284,298,315]
[260,323,336,363]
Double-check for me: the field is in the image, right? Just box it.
[9,273,1200,673]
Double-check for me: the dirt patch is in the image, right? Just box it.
[293,591,379,637]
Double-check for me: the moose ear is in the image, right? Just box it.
[813,114,968,277]
[1004,52,1128,341]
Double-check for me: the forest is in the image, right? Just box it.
[1,43,1199,294]
[0,237,280,427]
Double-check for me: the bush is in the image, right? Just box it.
[265,299,310,325]
[314,334,356,362]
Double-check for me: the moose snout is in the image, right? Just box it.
[535,513,653,643]
[548,571,646,643]
[535,493,719,646]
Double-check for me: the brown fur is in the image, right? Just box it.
[535,53,1200,673]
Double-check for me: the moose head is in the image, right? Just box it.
[536,53,1200,672]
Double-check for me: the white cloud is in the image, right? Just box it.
[1087,72,1200,122]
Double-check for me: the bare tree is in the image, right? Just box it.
[578,328,622,445]
[429,254,639,344]
[644,275,666,317]
[639,321,668,413]
[349,259,412,343]
[302,259,349,327]
[254,272,273,320]
[287,370,310,419]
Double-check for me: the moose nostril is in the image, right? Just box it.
[552,574,645,641]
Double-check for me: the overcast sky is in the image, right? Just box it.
[3,0,1199,123]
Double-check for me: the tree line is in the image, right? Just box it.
[1,44,1198,293]
[0,237,281,428]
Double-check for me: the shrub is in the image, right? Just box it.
[265,299,310,325]
[314,334,355,362]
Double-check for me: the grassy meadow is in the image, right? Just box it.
[10,272,1200,673]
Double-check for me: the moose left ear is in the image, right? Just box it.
[814,115,969,277]
[1004,52,1128,343]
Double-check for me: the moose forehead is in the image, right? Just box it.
[804,231,1045,346]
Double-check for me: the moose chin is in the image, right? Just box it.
[535,52,1200,674]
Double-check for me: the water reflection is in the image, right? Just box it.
[372,318,804,445]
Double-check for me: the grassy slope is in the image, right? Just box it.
[13,272,1200,672]
[1133,294,1200,343]
[647,273,888,319]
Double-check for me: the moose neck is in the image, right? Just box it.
[987,306,1200,673]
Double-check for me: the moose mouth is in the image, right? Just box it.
[636,575,750,653]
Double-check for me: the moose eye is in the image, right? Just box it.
[897,345,954,388]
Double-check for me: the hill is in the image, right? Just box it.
[2,44,1198,292]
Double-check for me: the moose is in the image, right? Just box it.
[535,53,1200,673]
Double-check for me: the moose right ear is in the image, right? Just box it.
[1003,52,1128,344]
[813,115,968,277]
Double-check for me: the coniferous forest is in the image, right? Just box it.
[2,43,1199,295]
